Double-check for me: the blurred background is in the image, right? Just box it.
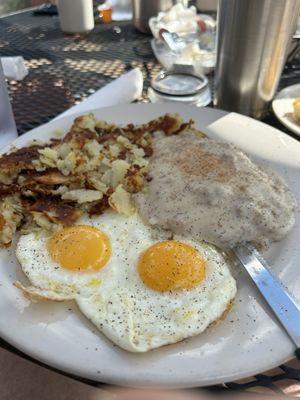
[0,0,53,15]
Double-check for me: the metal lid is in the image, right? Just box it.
[151,66,208,97]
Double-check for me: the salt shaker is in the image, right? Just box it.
[57,0,95,34]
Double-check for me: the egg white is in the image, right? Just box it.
[16,211,166,299]
[16,211,237,352]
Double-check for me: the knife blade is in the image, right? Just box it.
[233,244,300,352]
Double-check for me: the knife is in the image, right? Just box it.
[233,244,300,359]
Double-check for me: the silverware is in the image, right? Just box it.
[159,30,186,53]
[214,0,300,119]
[234,244,300,355]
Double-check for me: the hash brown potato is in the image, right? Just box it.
[0,113,198,247]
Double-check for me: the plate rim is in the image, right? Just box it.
[0,328,295,388]
[0,103,299,388]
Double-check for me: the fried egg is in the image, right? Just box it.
[16,211,236,352]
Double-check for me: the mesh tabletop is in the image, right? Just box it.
[0,7,300,396]
[0,10,161,134]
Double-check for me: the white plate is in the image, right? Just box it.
[0,104,300,388]
[272,83,300,136]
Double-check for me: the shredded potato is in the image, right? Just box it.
[0,113,196,247]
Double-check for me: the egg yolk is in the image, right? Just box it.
[138,241,206,292]
[48,225,111,272]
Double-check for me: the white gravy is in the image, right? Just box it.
[134,132,296,249]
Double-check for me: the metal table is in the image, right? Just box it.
[0,7,300,395]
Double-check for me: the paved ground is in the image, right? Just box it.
[0,348,111,400]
